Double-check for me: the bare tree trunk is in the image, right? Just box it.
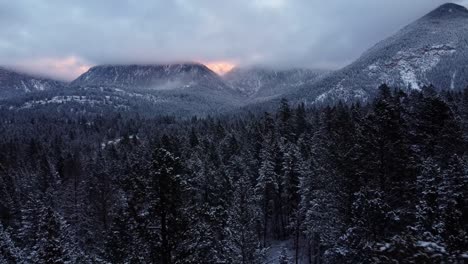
[161,212,171,264]
[263,199,268,247]
[294,216,300,264]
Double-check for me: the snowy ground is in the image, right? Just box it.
[264,240,308,264]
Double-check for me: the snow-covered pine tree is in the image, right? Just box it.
[17,193,44,258]
[0,165,19,229]
[0,223,22,264]
[105,205,140,263]
[380,158,447,263]
[34,206,72,264]
[281,142,301,229]
[278,247,292,264]
[225,156,265,264]
[277,98,295,142]
[438,155,468,260]
[182,146,232,263]
[149,146,190,264]
[330,188,391,263]
[256,137,278,247]
[299,122,342,263]
[412,158,447,262]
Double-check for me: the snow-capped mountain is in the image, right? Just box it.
[289,3,468,104]
[71,63,230,92]
[2,63,244,117]
[0,67,64,99]
[224,67,325,100]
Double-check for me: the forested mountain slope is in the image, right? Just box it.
[224,67,325,100]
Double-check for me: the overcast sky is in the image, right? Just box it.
[1,0,467,80]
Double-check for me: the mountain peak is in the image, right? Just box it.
[425,2,468,19]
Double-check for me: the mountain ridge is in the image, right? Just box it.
[285,2,468,104]
[70,63,231,92]
[0,67,65,99]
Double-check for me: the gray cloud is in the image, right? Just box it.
[0,0,466,80]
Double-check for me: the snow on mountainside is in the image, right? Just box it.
[71,63,231,92]
[2,63,245,117]
[0,67,64,98]
[224,67,325,99]
[2,63,328,117]
[289,3,468,104]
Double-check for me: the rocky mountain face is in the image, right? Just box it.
[0,67,64,99]
[224,67,325,100]
[288,3,468,104]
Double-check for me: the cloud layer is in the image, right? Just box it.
[0,0,466,80]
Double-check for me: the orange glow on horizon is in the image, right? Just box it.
[15,56,91,81]
[204,62,235,75]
